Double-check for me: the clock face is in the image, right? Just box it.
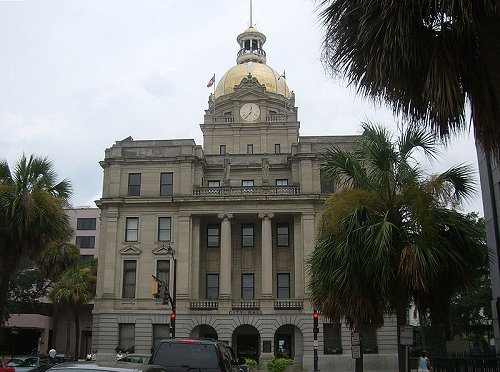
[240,103,260,122]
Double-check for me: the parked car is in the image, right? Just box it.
[149,338,241,372]
[0,360,15,372]
[46,361,167,372]
[14,355,55,372]
[5,358,26,367]
[118,355,150,364]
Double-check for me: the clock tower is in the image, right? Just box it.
[201,23,299,156]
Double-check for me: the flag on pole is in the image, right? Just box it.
[278,70,286,80]
[207,74,215,88]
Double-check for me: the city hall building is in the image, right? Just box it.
[92,22,398,371]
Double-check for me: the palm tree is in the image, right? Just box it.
[308,123,485,371]
[37,239,81,348]
[49,260,96,360]
[0,154,72,322]
[315,0,500,157]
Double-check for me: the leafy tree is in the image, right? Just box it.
[315,0,500,157]
[449,214,492,345]
[0,154,72,323]
[49,259,97,359]
[308,123,485,371]
[2,259,48,323]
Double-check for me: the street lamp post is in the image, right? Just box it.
[165,243,177,338]
[152,242,177,338]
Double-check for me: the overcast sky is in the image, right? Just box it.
[0,0,483,215]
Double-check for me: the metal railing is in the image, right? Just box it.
[411,353,500,372]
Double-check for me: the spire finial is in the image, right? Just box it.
[250,0,253,27]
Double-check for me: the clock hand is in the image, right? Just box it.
[244,108,252,119]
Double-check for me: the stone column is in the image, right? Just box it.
[101,206,119,298]
[302,213,316,296]
[176,215,191,299]
[190,216,201,299]
[294,214,304,298]
[218,213,233,299]
[259,212,274,298]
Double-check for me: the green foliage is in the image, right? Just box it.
[0,154,72,323]
[449,214,492,342]
[266,358,293,372]
[245,358,258,367]
[315,0,500,157]
[308,123,485,370]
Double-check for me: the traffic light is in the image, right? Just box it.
[170,312,176,338]
[152,279,159,298]
[313,310,319,334]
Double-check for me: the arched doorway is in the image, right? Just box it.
[232,325,260,363]
[190,324,218,340]
[274,324,303,361]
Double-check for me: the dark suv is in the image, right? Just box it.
[149,338,241,372]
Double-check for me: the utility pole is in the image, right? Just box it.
[152,243,177,338]
[313,310,319,372]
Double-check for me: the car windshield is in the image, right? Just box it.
[155,343,218,368]
[18,358,38,367]
[6,359,24,366]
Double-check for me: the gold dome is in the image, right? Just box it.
[214,62,290,99]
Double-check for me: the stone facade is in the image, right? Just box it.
[92,23,399,372]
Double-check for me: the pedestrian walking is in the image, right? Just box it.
[418,351,432,372]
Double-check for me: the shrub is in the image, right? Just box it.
[266,358,294,372]
[245,358,258,367]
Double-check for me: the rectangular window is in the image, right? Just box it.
[241,274,254,299]
[122,260,137,298]
[158,217,171,242]
[160,172,173,196]
[276,223,289,247]
[125,217,139,242]
[206,274,219,299]
[242,180,254,194]
[241,224,254,247]
[277,273,290,299]
[276,179,288,186]
[152,324,169,349]
[128,173,141,196]
[157,260,170,298]
[207,224,220,247]
[324,323,342,354]
[220,145,226,155]
[208,180,220,187]
[247,144,253,154]
[76,218,96,230]
[275,144,281,154]
[75,235,95,249]
[118,324,135,350]
[362,325,378,353]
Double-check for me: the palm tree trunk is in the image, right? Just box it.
[396,307,407,372]
[0,249,20,323]
[418,309,427,351]
[65,307,71,358]
[73,305,80,361]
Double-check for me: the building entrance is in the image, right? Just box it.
[275,325,295,359]
[232,325,260,362]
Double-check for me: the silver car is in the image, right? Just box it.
[46,361,167,372]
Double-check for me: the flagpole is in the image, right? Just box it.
[213,73,216,117]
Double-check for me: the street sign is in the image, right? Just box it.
[351,332,360,345]
[400,325,414,346]
[352,345,361,359]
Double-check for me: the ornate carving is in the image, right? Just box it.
[218,213,234,220]
[258,212,274,219]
